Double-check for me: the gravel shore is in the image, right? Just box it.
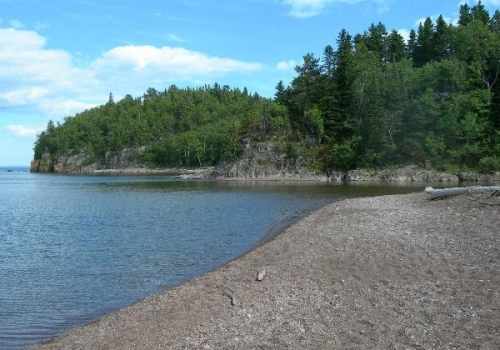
[32,192,500,349]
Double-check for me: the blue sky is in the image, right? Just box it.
[1,0,499,166]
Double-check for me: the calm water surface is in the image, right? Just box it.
[0,167,423,349]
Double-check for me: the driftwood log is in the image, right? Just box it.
[425,186,500,200]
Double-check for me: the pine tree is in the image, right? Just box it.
[364,22,388,61]
[413,18,434,67]
[458,3,473,26]
[320,45,339,141]
[291,53,322,128]
[386,30,407,62]
[433,15,451,61]
[274,80,288,106]
[407,29,417,60]
[489,10,500,33]
[333,29,355,139]
[471,0,490,24]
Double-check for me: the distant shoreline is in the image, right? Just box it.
[0,166,30,170]
[29,163,500,183]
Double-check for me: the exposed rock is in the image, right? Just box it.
[32,147,148,173]
[212,142,329,181]
[456,171,500,182]
[29,143,500,182]
[53,152,96,173]
[30,153,54,173]
[102,146,147,170]
[343,166,460,182]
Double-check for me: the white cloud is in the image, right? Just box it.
[282,0,392,18]
[397,29,411,42]
[0,29,96,87]
[0,27,263,122]
[276,60,297,70]
[40,100,98,118]
[5,124,45,137]
[0,27,45,51]
[0,27,267,165]
[0,87,50,105]
[0,27,99,117]
[91,45,262,79]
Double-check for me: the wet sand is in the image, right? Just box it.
[32,192,500,349]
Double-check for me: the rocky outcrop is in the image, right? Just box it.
[456,171,500,182]
[212,141,329,181]
[342,167,460,182]
[30,143,500,182]
[30,153,54,173]
[53,152,96,173]
[31,147,148,173]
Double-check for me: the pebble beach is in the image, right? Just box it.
[32,191,500,349]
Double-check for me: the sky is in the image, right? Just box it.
[1,0,499,166]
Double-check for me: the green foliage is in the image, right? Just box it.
[34,1,499,174]
[306,106,324,143]
[34,85,290,168]
[477,157,500,173]
[329,136,361,170]
[279,0,499,173]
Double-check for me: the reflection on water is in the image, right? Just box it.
[0,170,424,349]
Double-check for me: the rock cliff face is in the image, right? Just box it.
[29,143,500,182]
[30,153,54,173]
[30,147,147,173]
[212,141,329,181]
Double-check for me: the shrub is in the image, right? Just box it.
[477,157,500,173]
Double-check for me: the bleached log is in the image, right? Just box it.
[425,186,500,200]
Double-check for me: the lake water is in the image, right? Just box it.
[0,167,423,349]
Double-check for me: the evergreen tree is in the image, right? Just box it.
[320,45,339,141]
[471,0,490,24]
[407,29,417,60]
[413,18,434,67]
[386,29,407,62]
[363,22,388,61]
[433,15,451,61]
[333,29,354,139]
[489,10,500,33]
[274,80,288,106]
[291,53,322,129]
[321,45,336,76]
[458,3,473,26]
[33,3,500,174]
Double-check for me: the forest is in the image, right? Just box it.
[34,1,500,174]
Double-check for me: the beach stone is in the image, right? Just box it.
[31,192,500,350]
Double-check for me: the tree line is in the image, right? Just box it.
[34,85,290,168]
[34,1,500,173]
